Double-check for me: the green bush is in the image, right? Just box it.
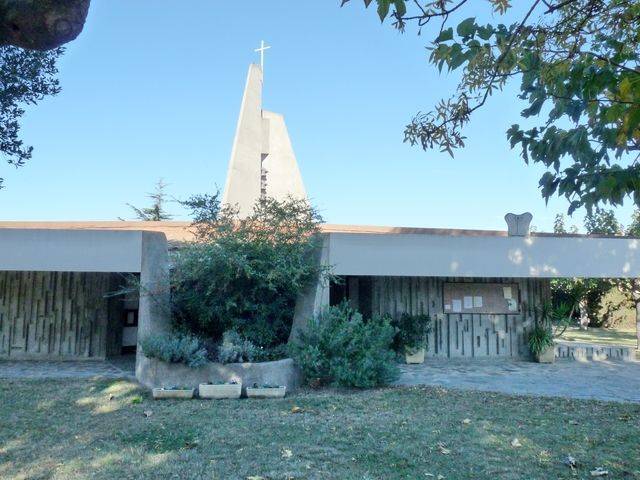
[139,332,208,367]
[172,194,325,348]
[217,330,259,363]
[392,313,431,353]
[289,303,399,388]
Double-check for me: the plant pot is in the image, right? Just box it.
[152,387,194,399]
[405,347,425,364]
[535,346,555,364]
[198,383,242,399]
[246,386,286,399]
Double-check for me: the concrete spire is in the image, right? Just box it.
[222,64,307,217]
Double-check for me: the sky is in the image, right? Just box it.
[1,0,636,232]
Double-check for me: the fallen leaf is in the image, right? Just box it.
[569,420,579,425]
[184,440,199,449]
[564,455,577,469]
[511,438,522,448]
[462,418,471,425]
[437,443,450,455]
[281,448,293,459]
[424,474,434,478]
[438,476,445,480]
[590,467,608,476]
[143,410,153,418]
[291,406,303,414]
[246,476,265,480]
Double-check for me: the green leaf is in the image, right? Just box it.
[393,0,406,17]
[377,0,390,21]
[434,27,454,43]
[456,17,476,38]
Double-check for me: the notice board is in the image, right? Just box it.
[443,283,520,314]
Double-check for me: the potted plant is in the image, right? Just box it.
[528,302,574,363]
[152,386,195,399]
[528,325,555,363]
[246,383,286,399]
[394,313,431,364]
[198,380,242,399]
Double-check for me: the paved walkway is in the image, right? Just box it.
[0,355,136,379]
[396,358,640,403]
[2,356,639,403]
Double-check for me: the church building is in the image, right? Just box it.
[0,57,638,365]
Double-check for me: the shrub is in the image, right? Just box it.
[139,332,208,367]
[392,313,431,353]
[217,330,259,363]
[172,194,326,347]
[289,303,399,388]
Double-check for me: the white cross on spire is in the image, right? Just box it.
[254,40,270,70]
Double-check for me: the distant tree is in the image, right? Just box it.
[622,209,640,348]
[0,45,62,188]
[125,180,174,221]
[0,0,90,51]
[552,213,578,234]
[584,208,624,235]
[343,0,640,214]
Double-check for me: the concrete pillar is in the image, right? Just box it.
[136,232,171,378]
[289,235,331,343]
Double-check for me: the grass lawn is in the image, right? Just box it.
[557,326,638,348]
[1,379,639,480]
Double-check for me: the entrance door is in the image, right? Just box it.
[121,309,138,354]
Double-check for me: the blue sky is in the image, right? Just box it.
[1,1,635,231]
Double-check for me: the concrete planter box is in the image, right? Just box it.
[152,387,195,399]
[198,383,242,399]
[405,348,425,364]
[246,386,286,399]
[535,346,555,364]
[137,355,301,397]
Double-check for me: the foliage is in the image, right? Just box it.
[552,207,623,327]
[0,45,62,188]
[528,325,554,355]
[552,213,578,234]
[125,179,173,221]
[392,312,431,352]
[171,193,325,348]
[343,0,640,214]
[551,277,609,327]
[289,302,399,388]
[139,332,208,368]
[537,301,573,337]
[584,207,623,235]
[216,330,259,364]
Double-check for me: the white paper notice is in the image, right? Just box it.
[473,296,483,308]
[452,299,462,313]
[444,304,451,311]
[503,287,512,299]
[463,296,473,309]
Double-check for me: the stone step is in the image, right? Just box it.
[555,341,636,362]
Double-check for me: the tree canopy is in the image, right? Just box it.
[343,0,640,214]
[0,45,62,188]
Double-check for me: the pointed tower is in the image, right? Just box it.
[222,64,306,217]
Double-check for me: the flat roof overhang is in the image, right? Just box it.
[0,229,148,272]
[327,232,640,278]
